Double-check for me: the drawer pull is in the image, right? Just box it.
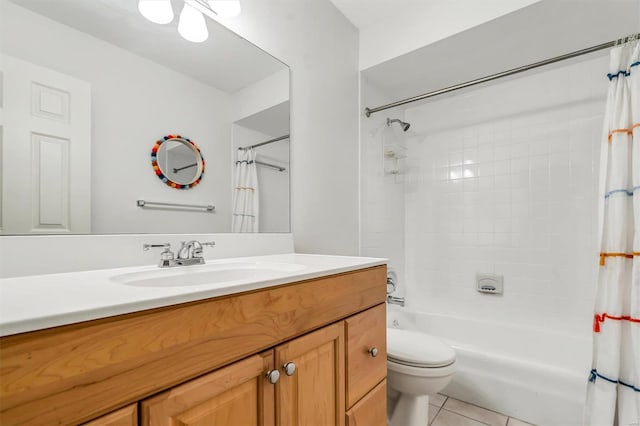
[368,347,379,358]
[283,362,296,376]
[266,369,280,384]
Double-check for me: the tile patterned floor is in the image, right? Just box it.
[427,394,536,426]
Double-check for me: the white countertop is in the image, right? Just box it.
[0,253,386,337]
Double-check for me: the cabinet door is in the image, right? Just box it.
[345,380,386,426]
[141,352,275,426]
[83,404,137,426]
[276,322,345,426]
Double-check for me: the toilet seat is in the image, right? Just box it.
[387,328,456,368]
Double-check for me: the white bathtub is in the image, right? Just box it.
[387,306,592,426]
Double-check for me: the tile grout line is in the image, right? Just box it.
[429,396,447,426]
[433,396,532,426]
[437,406,499,426]
[429,406,441,426]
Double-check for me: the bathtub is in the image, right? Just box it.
[387,306,592,426]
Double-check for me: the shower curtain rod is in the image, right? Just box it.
[364,33,640,117]
[239,134,290,150]
[256,160,286,172]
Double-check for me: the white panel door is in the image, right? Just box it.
[0,54,91,234]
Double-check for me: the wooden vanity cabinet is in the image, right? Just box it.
[141,351,275,426]
[345,380,387,426]
[83,405,138,426]
[344,302,387,426]
[0,266,386,426]
[142,321,347,426]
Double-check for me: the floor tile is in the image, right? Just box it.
[432,409,491,426]
[429,404,440,425]
[443,398,508,426]
[507,418,536,426]
[430,394,447,408]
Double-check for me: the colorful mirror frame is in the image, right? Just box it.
[151,134,205,189]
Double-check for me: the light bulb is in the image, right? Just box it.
[208,0,241,17]
[178,2,209,43]
[138,0,174,24]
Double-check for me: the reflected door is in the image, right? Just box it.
[0,54,91,234]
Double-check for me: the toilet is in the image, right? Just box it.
[387,328,457,426]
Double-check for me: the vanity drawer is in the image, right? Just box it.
[345,303,386,408]
[345,379,386,426]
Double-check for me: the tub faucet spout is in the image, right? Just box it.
[387,295,405,307]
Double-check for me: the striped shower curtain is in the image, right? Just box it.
[232,149,259,232]
[586,38,640,425]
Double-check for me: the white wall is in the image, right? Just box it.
[357,0,540,70]
[213,0,360,255]
[0,0,359,276]
[1,0,233,234]
[362,53,607,335]
[233,68,290,122]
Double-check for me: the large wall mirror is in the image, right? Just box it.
[0,0,290,235]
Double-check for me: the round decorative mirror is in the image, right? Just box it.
[151,134,205,189]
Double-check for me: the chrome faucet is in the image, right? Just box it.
[387,295,406,307]
[178,240,203,260]
[143,243,176,268]
[144,240,215,268]
[386,274,405,307]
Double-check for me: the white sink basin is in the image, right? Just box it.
[111,261,307,287]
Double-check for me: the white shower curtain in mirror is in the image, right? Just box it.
[232,149,259,232]
[586,38,640,425]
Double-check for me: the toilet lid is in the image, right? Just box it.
[387,328,456,368]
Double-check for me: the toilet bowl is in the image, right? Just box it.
[387,328,456,426]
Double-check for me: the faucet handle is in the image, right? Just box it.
[192,241,215,259]
[144,243,175,267]
[386,276,397,295]
[143,243,171,251]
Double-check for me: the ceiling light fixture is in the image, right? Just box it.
[178,1,209,43]
[138,0,174,24]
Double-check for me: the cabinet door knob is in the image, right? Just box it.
[282,362,296,376]
[265,369,280,384]
[368,347,379,358]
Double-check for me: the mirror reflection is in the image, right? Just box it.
[0,0,290,235]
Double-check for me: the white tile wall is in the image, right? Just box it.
[360,76,407,292]
[361,54,609,335]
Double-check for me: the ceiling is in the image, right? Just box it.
[236,101,290,137]
[360,0,640,108]
[328,0,426,30]
[328,0,519,31]
[9,0,287,93]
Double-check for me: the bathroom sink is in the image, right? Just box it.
[110,261,307,288]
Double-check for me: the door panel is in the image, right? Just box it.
[0,53,90,234]
[83,404,138,426]
[345,379,386,426]
[141,352,275,426]
[276,322,345,426]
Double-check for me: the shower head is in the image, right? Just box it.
[387,118,410,132]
